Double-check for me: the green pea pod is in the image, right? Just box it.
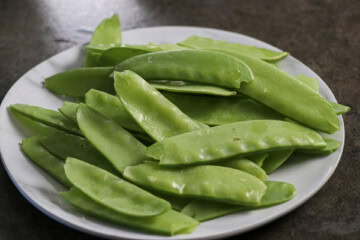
[10,104,81,136]
[84,50,102,68]
[163,92,283,125]
[126,42,189,52]
[88,14,122,49]
[329,102,350,115]
[217,158,268,181]
[61,187,198,236]
[129,131,154,144]
[114,71,207,142]
[116,50,254,89]
[21,136,71,187]
[64,158,170,217]
[210,49,339,133]
[124,162,267,205]
[58,102,79,123]
[40,133,119,175]
[9,107,62,136]
[178,36,288,62]
[147,120,326,166]
[77,104,147,173]
[297,137,341,155]
[97,47,150,66]
[152,192,191,211]
[85,89,144,133]
[246,153,269,167]
[261,149,295,174]
[181,181,296,222]
[45,67,115,98]
[149,80,237,96]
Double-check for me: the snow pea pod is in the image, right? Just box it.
[330,102,350,115]
[40,133,118,175]
[114,71,207,141]
[97,47,150,66]
[64,158,170,217]
[45,67,115,98]
[77,104,147,174]
[217,158,268,181]
[147,120,326,166]
[178,36,288,62]
[163,92,283,125]
[261,149,295,174]
[152,192,191,211]
[62,187,198,235]
[297,137,341,155]
[181,181,296,222]
[149,80,237,96]
[247,153,269,167]
[124,162,267,205]
[21,136,71,187]
[116,50,254,89]
[126,42,189,52]
[58,102,79,123]
[85,89,143,133]
[10,104,81,136]
[210,49,339,133]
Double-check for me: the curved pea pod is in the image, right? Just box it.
[178,36,288,62]
[330,102,350,115]
[210,49,339,133]
[21,136,71,187]
[62,187,198,236]
[97,47,150,66]
[58,102,79,123]
[77,104,147,173]
[124,162,267,205]
[218,158,268,181]
[247,153,269,167]
[10,104,81,136]
[181,181,296,222]
[163,92,283,125]
[64,158,170,217]
[152,192,191,211]
[297,137,341,155]
[88,14,122,47]
[45,67,115,98]
[147,120,326,166]
[149,80,237,96]
[40,133,118,175]
[114,71,207,142]
[126,42,190,52]
[116,50,254,89]
[262,149,294,174]
[85,89,143,133]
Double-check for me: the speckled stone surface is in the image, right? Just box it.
[0,0,359,239]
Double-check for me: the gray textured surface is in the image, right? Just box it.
[0,0,359,239]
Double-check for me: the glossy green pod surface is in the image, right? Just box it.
[126,42,189,52]
[77,104,147,173]
[116,50,254,89]
[181,181,296,222]
[58,102,79,123]
[97,47,150,66]
[45,67,115,98]
[218,158,268,181]
[21,136,71,187]
[10,104,81,136]
[178,36,288,62]
[246,153,269,167]
[114,71,207,141]
[62,187,199,235]
[262,149,294,174]
[88,14,122,49]
[147,120,326,166]
[64,158,170,217]
[124,162,267,205]
[297,137,341,155]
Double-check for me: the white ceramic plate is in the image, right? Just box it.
[0,27,344,240]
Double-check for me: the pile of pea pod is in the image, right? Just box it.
[9,14,350,236]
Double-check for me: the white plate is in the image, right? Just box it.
[0,27,344,240]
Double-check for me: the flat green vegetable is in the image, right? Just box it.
[181,181,296,221]
[10,104,81,136]
[152,192,191,211]
[64,158,170,217]
[77,104,147,173]
[40,133,118,175]
[211,49,339,133]
[297,136,341,155]
[85,89,143,133]
[329,102,350,115]
[124,162,267,205]
[147,120,326,166]
[247,153,269,167]
[126,42,189,52]
[21,136,71,187]
[62,187,198,235]
[218,158,268,181]
[163,92,283,125]
[261,149,295,174]
[178,36,288,62]
[58,102,79,123]
[114,71,207,141]
[88,14,122,49]
[116,49,254,89]
[45,67,115,98]
[97,47,150,66]
[149,80,237,96]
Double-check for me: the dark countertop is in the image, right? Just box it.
[0,0,359,239]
